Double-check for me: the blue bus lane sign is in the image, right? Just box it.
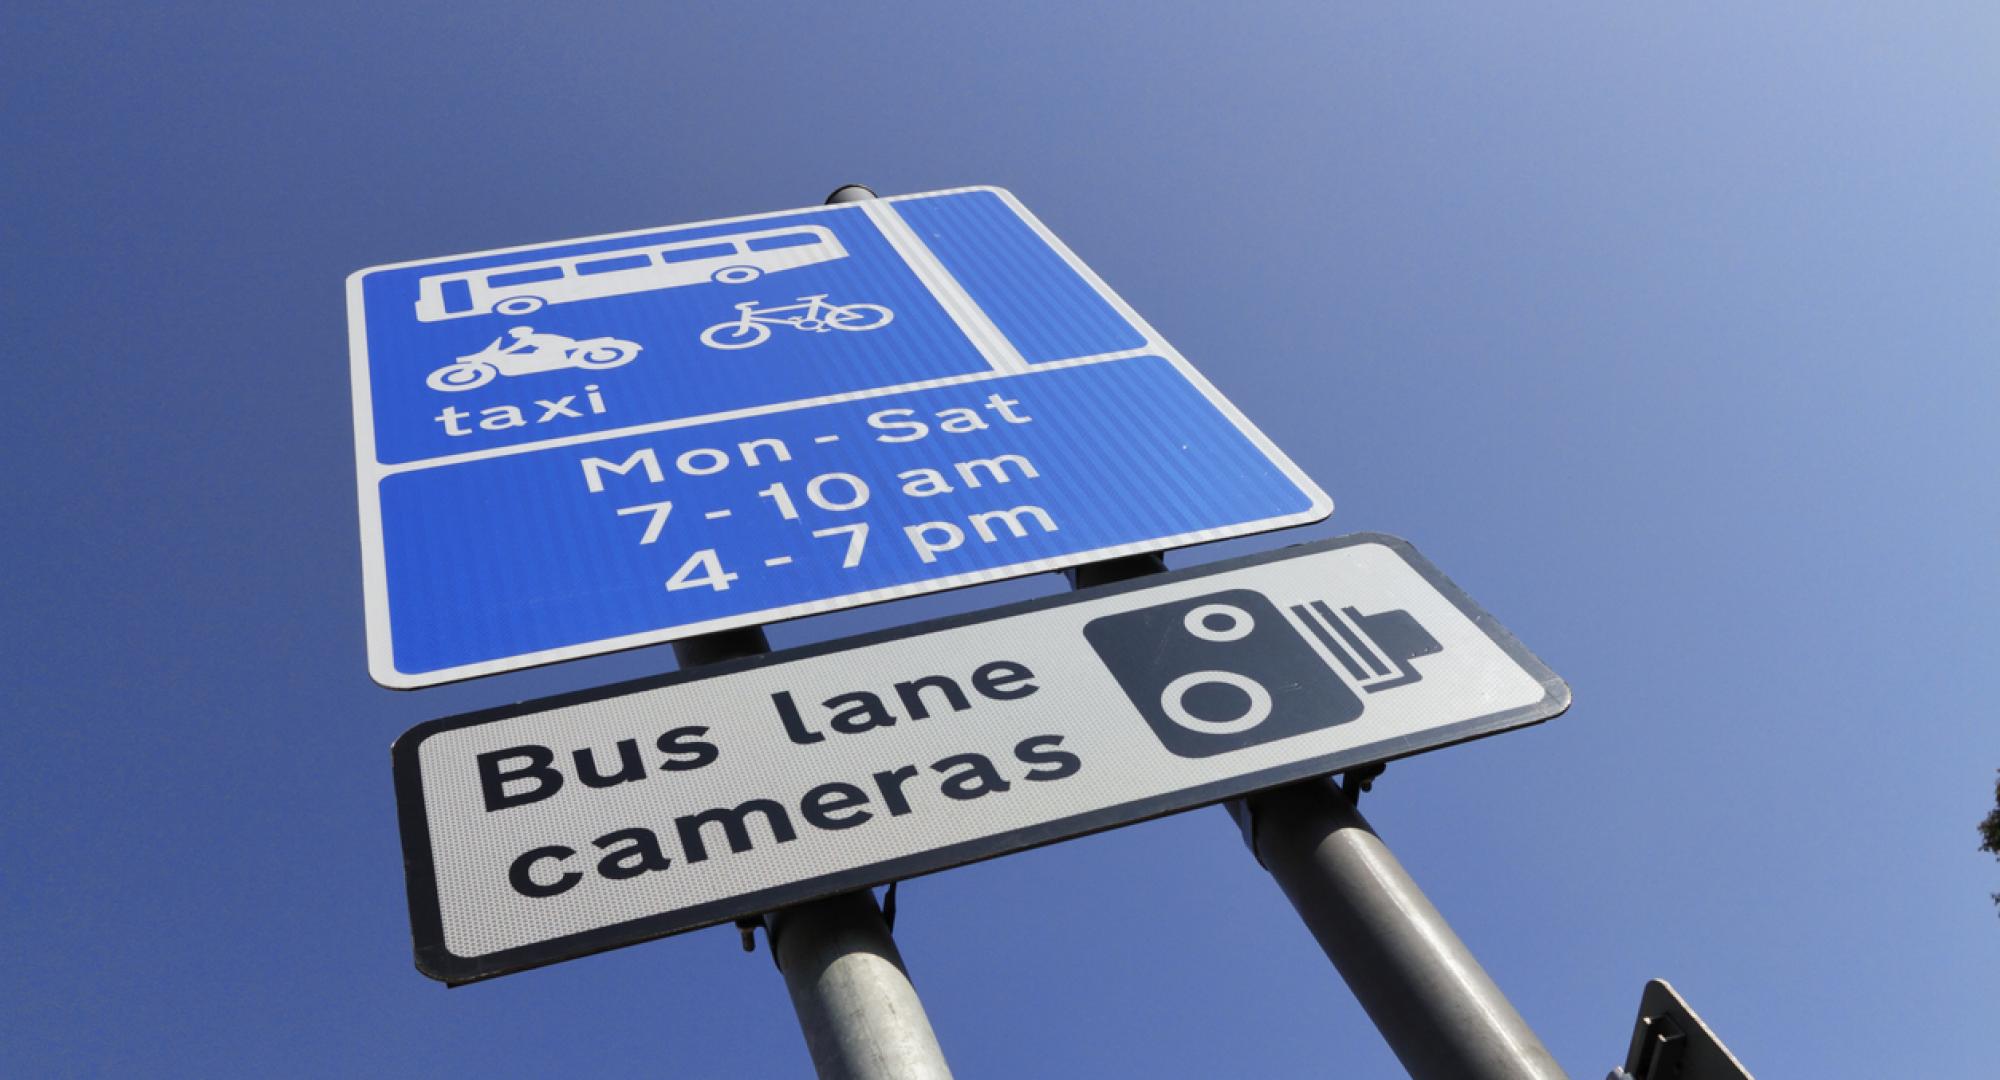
[348,187,1332,688]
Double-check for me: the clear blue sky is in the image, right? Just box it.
[6,3,1996,1076]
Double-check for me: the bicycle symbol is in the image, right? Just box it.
[698,294,894,351]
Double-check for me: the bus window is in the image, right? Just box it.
[490,265,565,288]
[748,231,821,252]
[578,253,653,276]
[661,242,737,263]
[438,278,474,314]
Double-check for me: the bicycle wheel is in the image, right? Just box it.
[827,303,893,331]
[700,321,770,350]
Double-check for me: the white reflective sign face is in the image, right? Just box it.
[393,535,1567,984]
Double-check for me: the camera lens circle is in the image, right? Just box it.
[1159,670,1273,734]
[1184,603,1254,642]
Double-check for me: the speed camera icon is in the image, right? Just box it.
[1083,588,1442,758]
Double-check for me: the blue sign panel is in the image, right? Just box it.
[348,187,1330,687]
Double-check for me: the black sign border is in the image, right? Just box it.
[392,533,1570,985]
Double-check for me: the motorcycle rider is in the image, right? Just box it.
[499,325,577,359]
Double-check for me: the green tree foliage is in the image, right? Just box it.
[1982,771,2000,912]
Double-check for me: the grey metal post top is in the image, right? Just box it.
[826,183,879,204]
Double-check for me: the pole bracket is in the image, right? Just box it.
[742,883,899,968]
[1226,765,1387,869]
[1341,763,1386,804]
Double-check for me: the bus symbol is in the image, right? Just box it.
[412,224,848,323]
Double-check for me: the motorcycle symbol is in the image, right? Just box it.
[699,295,894,351]
[426,327,641,392]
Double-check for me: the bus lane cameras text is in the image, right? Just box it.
[475,658,1081,900]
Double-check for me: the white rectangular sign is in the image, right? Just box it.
[393,535,1567,984]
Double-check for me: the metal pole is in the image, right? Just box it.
[1067,557,1555,1075]
[674,626,951,1080]
[763,891,951,1080]
[666,182,951,1080]
[1226,778,1566,1079]
[1015,313,1556,1078]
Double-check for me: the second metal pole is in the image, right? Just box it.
[1228,778,1567,1079]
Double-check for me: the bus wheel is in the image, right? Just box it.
[711,265,762,285]
[494,295,545,316]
